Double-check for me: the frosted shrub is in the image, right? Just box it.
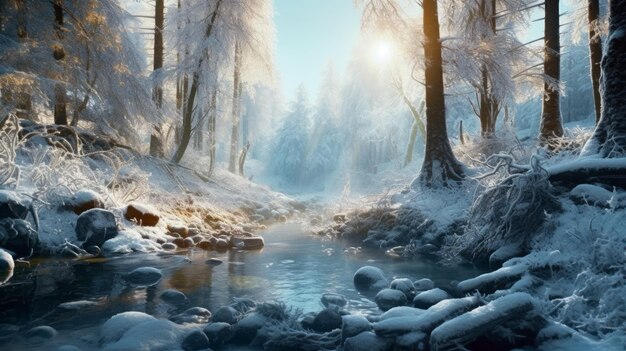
[0,114,21,188]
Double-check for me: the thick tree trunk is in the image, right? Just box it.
[539,0,564,142]
[582,0,626,157]
[208,88,217,175]
[53,0,67,125]
[149,0,165,157]
[228,43,242,173]
[171,0,222,164]
[416,0,465,187]
[588,0,603,124]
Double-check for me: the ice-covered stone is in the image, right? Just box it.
[102,319,186,351]
[413,288,450,309]
[390,278,416,300]
[125,267,162,286]
[312,308,342,333]
[413,278,435,292]
[160,289,187,305]
[124,203,160,227]
[353,266,388,292]
[341,314,372,342]
[212,306,239,324]
[0,190,30,220]
[344,331,393,351]
[0,218,38,258]
[171,307,212,324]
[181,329,210,351]
[75,209,118,248]
[100,311,157,344]
[25,325,57,340]
[203,322,233,348]
[321,292,348,308]
[69,189,104,215]
[0,248,14,271]
[375,288,408,311]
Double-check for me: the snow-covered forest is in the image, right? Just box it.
[0,0,624,350]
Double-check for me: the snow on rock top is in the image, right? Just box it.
[125,266,162,286]
[102,319,187,351]
[353,266,389,292]
[457,263,528,294]
[100,312,157,344]
[429,292,535,351]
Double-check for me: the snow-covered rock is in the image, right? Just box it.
[413,278,435,292]
[101,229,161,255]
[489,243,523,267]
[102,319,186,351]
[373,296,480,337]
[203,322,233,348]
[375,288,408,311]
[377,306,425,322]
[212,306,239,324]
[390,278,416,300]
[0,190,30,220]
[125,203,160,227]
[0,248,14,271]
[125,266,162,286]
[353,266,388,292]
[343,331,393,351]
[570,184,615,207]
[429,292,535,351]
[231,312,268,345]
[75,209,118,248]
[25,325,57,340]
[0,218,38,258]
[457,263,527,294]
[100,312,157,344]
[321,292,348,308]
[160,289,187,306]
[68,189,104,215]
[312,308,342,333]
[181,329,210,351]
[412,288,450,309]
[341,314,372,342]
[171,307,212,324]
[395,331,426,351]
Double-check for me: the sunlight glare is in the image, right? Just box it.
[372,40,394,65]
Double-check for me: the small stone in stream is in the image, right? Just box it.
[181,329,210,351]
[126,267,162,286]
[171,307,212,324]
[321,293,348,308]
[353,266,388,292]
[413,278,435,292]
[0,218,39,258]
[196,240,213,250]
[203,322,233,348]
[75,209,118,248]
[124,203,160,226]
[413,288,450,309]
[341,315,372,342]
[167,224,189,238]
[212,306,239,324]
[390,278,416,300]
[161,242,177,251]
[375,289,408,311]
[172,238,191,249]
[190,235,203,244]
[69,190,104,215]
[312,308,342,333]
[232,236,265,250]
[25,325,57,340]
[215,238,230,250]
[0,324,19,340]
[0,249,14,271]
[160,289,187,305]
[344,331,394,351]
[206,258,223,266]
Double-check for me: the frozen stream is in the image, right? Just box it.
[0,222,483,350]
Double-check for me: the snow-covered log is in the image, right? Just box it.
[429,292,535,351]
[547,157,626,189]
[457,263,527,294]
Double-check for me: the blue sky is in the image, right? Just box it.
[274,0,361,101]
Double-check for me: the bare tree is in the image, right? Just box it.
[53,0,67,125]
[149,0,165,157]
[228,42,242,173]
[588,0,602,123]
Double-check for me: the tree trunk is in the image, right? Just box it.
[238,141,250,176]
[228,43,242,173]
[415,0,465,187]
[588,0,603,124]
[539,0,564,142]
[53,0,67,125]
[208,88,217,175]
[582,0,626,157]
[149,0,165,157]
[402,99,425,167]
[171,0,223,164]
[478,0,499,137]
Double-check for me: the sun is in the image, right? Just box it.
[372,40,394,65]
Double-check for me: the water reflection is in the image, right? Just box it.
[0,223,483,350]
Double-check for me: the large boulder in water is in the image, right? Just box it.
[0,218,39,258]
[353,266,388,292]
[75,209,118,248]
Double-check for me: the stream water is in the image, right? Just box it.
[0,222,483,350]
